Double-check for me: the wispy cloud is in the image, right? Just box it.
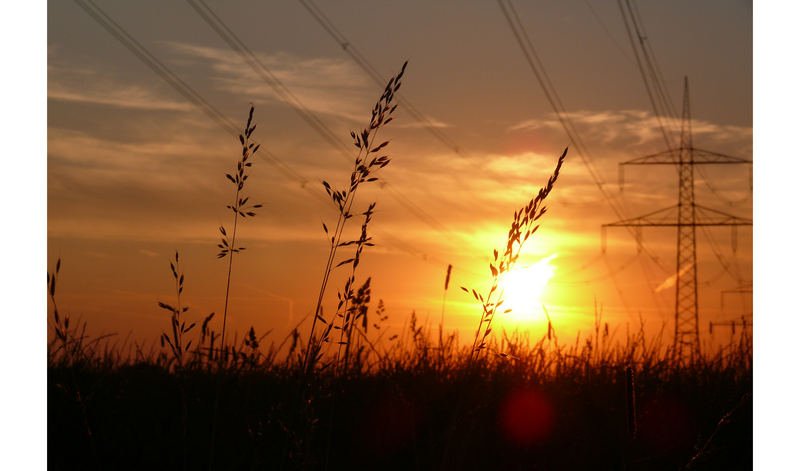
[393,118,452,129]
[165,42,373,121]
[509,109,752,155]
[48,65,193,112]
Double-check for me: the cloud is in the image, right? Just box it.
[165,42,374,122]
[393,118,452,129]
[48,64,194,112]
[508,109,752,156]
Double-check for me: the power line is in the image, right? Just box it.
[604,78,752,359]
[496,0,674,318]
[698,224,743,283]
[185,0,465,245]
[186,0,353,160]
[497,0,670,275]
[581,0,635,65]
[616,0,752,355]
[617,0,752,277]
[295,0,534,193]
[187,0,572,274]
[618,0,753,207]
[628,0,680,124]
[297,0,469,160]
[72,0,315,193]
[552,253,637,286]
[296,1,640,311]
[696,165,752,207]
[71,0,453,271]
[637,254,667,317]
[499,0,608,196]
[617,1,675,151]
[602,254,635,317]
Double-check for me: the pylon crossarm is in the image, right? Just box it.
[603,205,678,227]
[620,149,678,166]
[619,147,751,166]
[691,147,752,164]
[694,204,752,226]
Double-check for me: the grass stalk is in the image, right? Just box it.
[216,105,263,359]
[302,60,407,375]
[463,147,567,360]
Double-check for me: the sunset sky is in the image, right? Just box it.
[46,0,753,348]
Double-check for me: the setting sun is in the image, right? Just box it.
[499,254,557,323]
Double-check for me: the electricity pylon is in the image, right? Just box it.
[603,77,752,360]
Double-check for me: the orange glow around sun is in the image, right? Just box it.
[499,254,557,324]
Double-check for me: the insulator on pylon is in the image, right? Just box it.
[748,164,753,192]
[709,321,713,335]
[619,165,625,192]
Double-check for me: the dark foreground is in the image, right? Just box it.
[49,342,751,470]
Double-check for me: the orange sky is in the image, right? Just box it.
[46,0,753,350]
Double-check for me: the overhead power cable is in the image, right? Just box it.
[637,254,667,317]
[617,0,752,270]
[498,0,680,317]
[71,0,453,270]
[615,0,752,331]
[186,0,353,160]
[619,0,752,207]
[73,0,315,194]
[185,0,464,243]
[295,0,531,191]
[628,0,680,123]
[552,253,637,286]
[617,0,679,151]
[581,0,635,65]
[496,0,670,282]
[297,0,468,160]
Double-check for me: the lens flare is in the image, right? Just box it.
[500,388,555,446]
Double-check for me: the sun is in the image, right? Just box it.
[498,254,557,323]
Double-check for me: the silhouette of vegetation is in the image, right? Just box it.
[462,147,567,359]
[303,60,407,376]
[48,310,752,469]
[218,105,263,354]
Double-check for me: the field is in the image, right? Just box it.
[48,323,751,470]
[46,58,753,469]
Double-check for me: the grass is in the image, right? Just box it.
[217,105,262,355]
[47,61,752,469]
[303,60,407,376]
[462,146,567,359]
[48,321,752,469]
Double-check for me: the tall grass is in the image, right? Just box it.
[462,147,567,359]
[217,105,262,355]
[48,258,114,366]
[48,313,752,468]
[302,60,407,375]
[157,251,196,369]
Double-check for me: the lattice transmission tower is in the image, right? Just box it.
[603,78,752,360]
